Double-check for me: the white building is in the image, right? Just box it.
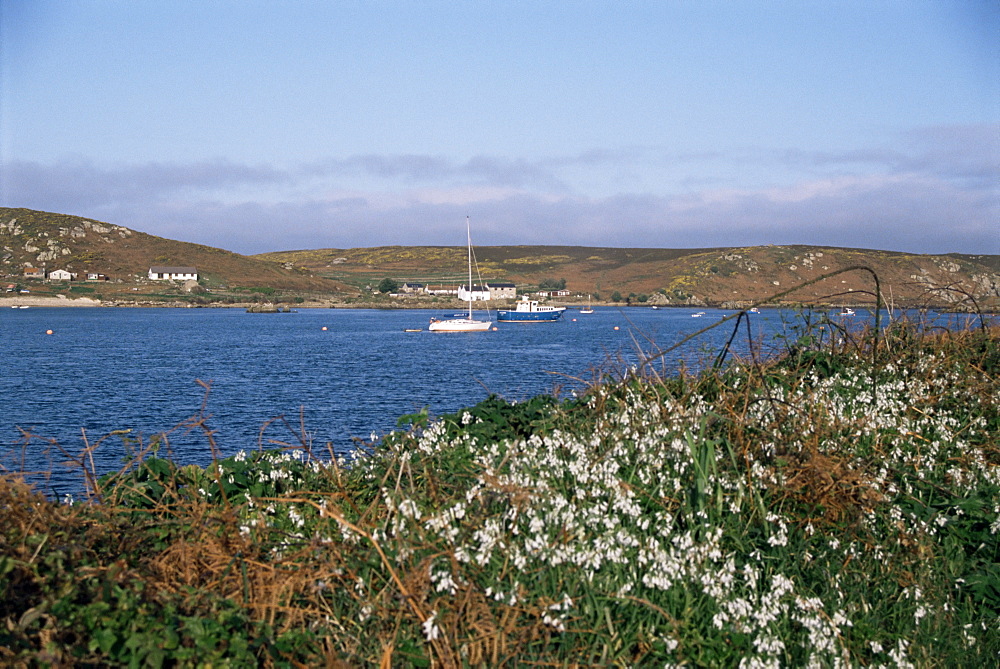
[458,284,491,301]
[148,266,198,281]
[48,269,76,281]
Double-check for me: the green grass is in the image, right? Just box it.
[1,318,998,667]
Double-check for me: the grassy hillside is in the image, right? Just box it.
[0,208,356,304]
[3,208,996,309]
[259,244,1000,310]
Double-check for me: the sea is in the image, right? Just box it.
[0,304,981,497]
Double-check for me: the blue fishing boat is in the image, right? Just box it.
[497,296,567,322]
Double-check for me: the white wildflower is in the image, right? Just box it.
[422,610,441,641]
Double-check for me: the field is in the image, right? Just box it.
[2,312,997,666]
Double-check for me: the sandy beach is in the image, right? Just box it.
[1,295,102,307]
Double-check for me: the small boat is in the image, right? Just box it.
[691,311,706,318]
[428,217,492,332]
[497,296,567,322]
[749,307,760,314]
[839,307,855,316]
[579,295,594,314]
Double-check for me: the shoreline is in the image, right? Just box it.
[2,295,103,307]
[2,295,992,314]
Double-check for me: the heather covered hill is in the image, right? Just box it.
[258,243,1000,310]
[3,207,996,310]
[0,208,356,300]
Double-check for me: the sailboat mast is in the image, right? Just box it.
[466,216,473,318]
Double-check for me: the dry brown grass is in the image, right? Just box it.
[778,446,885,524]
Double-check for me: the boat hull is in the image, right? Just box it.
[428,318,492,332]
[496,310,564,322]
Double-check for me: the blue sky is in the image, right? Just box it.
[2,1,997,255]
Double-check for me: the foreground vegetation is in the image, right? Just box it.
[1,317,998,666]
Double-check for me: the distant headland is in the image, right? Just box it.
[2,207,998,311]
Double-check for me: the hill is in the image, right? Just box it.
[257,244,1000,310]
[0,208,356,304]
[3,208,996,310]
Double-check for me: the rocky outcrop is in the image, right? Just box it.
[245,303,293,313]
[970,273,1000,298]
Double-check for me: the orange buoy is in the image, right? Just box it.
[613,326,619,330]
[321,326,328,331]
[45,329,53,335]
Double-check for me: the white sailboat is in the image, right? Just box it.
[428,217,493,332]
[579,294,594,314]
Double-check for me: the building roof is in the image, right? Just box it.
[149,266,197,273]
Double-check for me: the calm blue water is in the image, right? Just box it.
[0,305,977,496]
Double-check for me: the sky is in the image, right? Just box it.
[1,1,997,256]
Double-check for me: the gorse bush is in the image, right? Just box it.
[1,320,998,667]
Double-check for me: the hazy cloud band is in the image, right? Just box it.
[2,126,997,255]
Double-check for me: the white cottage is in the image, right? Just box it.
[148,266,198,281]
[48,269,76,281]
[458,284,491,301]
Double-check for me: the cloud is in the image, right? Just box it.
[780,123,1000,185]
[301,154,568,191]
[143,171,992,255]
[2,158,289,212]
[2,126,997,255]
[662,174,997,253]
